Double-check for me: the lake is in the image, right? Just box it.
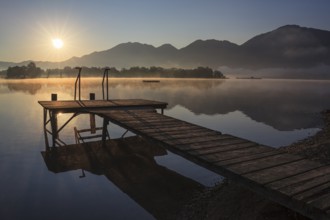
[1,78,330,219]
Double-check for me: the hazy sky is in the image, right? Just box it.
[1,0,330,62]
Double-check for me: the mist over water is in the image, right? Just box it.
[1,78,329,219]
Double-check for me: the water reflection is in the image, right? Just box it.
[2,78,330,131]
[7,82,42,95]
[41,136,202,219]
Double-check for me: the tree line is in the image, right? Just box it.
[6,62,43,79]
[5,63,225,79]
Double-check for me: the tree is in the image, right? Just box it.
[6,62,43,79]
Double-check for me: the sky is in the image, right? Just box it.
[1,0,330,62]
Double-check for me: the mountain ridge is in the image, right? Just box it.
[1,25,330,78]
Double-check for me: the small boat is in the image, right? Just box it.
[236,76,262,79]
[142,80,160,83]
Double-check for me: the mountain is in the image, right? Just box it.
[178,39,239,67]
[62,42,180,68]
[239,25,330,68]
[1,25,330,77]
[60,25,330,70]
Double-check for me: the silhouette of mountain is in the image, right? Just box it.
[2,25,330,77]
[178,39,239,68]
[239,25,330,68]
[63,42,179,68]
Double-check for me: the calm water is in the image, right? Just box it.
[1,78,330,220]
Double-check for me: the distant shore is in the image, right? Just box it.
[176,111,330,220]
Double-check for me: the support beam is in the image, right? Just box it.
[43,108,50,150]
[49,110,58,147]
[89,93,96,134]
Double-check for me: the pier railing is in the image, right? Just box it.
[102,67,110,100]
[74,67,82,101]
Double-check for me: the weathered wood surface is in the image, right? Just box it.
[91,109,330,220]
[38,99,167,112]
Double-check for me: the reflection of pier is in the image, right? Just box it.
[41,136,202,219]
[38,69,330,220]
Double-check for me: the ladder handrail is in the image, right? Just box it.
[74,67,82,100]
[102,67,110,100]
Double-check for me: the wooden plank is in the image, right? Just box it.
[138,125,204,134]
[92,109,157,115]
[149,130,220,141]
[104,112,163,119]
[293,181,330,202]
[278,172,330,197]
[267,166,330,190]
[226,153,304,175]
[122,120,189,128]
[106,116,176,124]
[178,136,250,150]
[161,134,236,146]
[244,159,323,185]
[121,123,202,134]
[38,99,167,110]
[196,145,273,163]
[139,127,211,136]
[308,192,330,211]
[186,141,257,154]
[216,150,284,166]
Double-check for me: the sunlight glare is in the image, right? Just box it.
[52,38,64,49]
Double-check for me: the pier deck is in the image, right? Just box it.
[38,98,330,220]
[91,109,330,220]
[38,99,167,113]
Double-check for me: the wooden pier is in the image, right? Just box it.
[39,99,330,220]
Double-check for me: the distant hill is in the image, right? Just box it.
[239,25,330,68]
[1,25,330,78]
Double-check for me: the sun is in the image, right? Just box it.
[52,38,64,49]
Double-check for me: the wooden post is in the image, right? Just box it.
[51,93,57,101]
[50,111,58,147]
[89,93,95,100]
[50,94,58,146]
[102,118,109,147]
[43,108,50,150]
[89,93,96,134]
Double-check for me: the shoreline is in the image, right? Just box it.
[176,111,330,220]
